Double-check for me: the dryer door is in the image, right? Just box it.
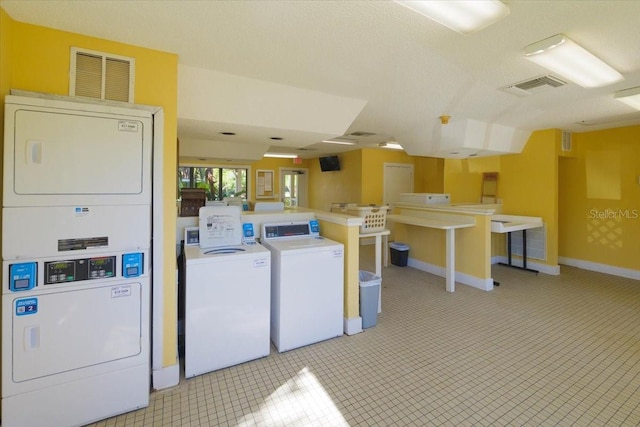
[4,98,152,207]
[6,281,143,385]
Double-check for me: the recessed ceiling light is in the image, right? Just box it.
[264,153,298,159]
[322,139,357,146]
[615,86,640,110]
[523,34,623,88]
[379,142,404,150]
[219,132,236,136]
[394,0,510,34]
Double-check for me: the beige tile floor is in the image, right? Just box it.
[91,246,640,426]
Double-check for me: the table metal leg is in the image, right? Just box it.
[445,229,455,292]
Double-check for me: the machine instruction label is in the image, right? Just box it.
[111,285,132,298]
[254,258,268,268]
[332,249,344,258]
[16,298,38,316]
[118,121,140,132]
[74,206,90,218]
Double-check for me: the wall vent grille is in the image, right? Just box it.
[562,131,572,151]
[70,47,135,103]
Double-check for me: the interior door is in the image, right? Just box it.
[383,163,414,206]
[280,168,308,208]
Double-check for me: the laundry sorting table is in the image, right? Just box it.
[386,214,475,292]
[491,214,543,275]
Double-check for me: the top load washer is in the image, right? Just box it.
[184,206,271,378]
[261,220,344,353]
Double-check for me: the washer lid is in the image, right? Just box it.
[199,205,242,248]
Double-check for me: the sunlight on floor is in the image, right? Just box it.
[237,367,349,426]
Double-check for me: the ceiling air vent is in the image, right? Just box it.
[70,47,135,103]
[501,75,567,97]
[349,131,376,137]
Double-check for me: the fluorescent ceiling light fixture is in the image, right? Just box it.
[523,34,623,88]
[379,142,404,150]
[394,0,510,34]
[263,153,298,159]
[321,139,356,146]
[615,86,640,110]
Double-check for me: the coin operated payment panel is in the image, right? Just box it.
[7,252,144,292]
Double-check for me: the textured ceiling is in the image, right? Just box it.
[2,0,640,159]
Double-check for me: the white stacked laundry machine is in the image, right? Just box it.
[2,93,155,426]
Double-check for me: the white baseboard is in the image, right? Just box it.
[344,316,363,336]
[492,256,560,275]
[558,257,640,280]
[407,258,494,291]
[153,361,180,390]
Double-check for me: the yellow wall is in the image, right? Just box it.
[308,149,445,211]
[250,157,310,203]
[361,148,416,205]
[317,220,360,319]
[309,150,362,211]
[559,125,640,271]
[444,156,500,204]
[1,12,180,367]
[500,130,559,268]
[415,157,445,193]
[443,131,560,268]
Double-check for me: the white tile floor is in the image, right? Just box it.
[90,247,640,426]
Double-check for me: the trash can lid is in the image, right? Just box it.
[359,270,382,286]
[389,242,409,250]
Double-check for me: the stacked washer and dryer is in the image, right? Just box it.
[2,93,155,426]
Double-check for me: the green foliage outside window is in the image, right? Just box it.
[178,166,247,201]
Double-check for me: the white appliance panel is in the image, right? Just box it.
[265,238,344,353]
[3,95,152,207]
[184,245,271,378]
[2,205,150,259]
[7,282,142,383]
[2,365,148,427]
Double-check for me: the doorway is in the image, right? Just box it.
[383,163,414,206]
[280,168,308,208]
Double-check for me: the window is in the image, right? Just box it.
[178,166,249,201]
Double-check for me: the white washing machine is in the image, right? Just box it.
[261,220,344,353]
[184,206,271,378]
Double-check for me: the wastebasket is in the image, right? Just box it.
[359,270,381,329]
[389,242,410,267]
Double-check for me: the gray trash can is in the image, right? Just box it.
[389,242,410,267]
[359,270,381,329]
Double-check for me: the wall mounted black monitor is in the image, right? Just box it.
[319,155,340,172]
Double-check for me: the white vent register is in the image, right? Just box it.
[70,47,135,103]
